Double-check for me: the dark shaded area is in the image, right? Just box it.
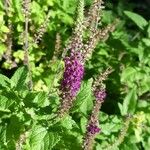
[107,0,150,20]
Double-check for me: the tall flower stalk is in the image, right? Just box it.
[4,0,12,63]
[3,0,17,69]
[83,68,113,150]
[53,33,61,60]
[58,0,85,118]
[23,0,33,90]
[58,0,117,118]
[33,11,51,44]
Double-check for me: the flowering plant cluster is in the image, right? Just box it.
[58,0,116,118]
[0,0,149,150]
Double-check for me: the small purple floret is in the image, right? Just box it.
[94,89,106,101]
[87,124,101,134]
[60,51,84,99]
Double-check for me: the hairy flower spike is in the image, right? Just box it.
[22,0,33,90]
[76,0,84,29]
[58,51,84,117]
[94,89,106,102]
[82,22,117,61]
[22,0,31,18]
[57,0,117,119]
[34,12,50,44]
[83,94,102,150]
[65,0,84,52]
[87,124,101,134]
[83,68,113,150]
[83,0,104,57]
[83,123,101,150]
[57,1,85,118]
[53,33,61,60]
[85,0,104,30]
[83,102,102,150]
[3,0,15,68]
[61,52,84,97]
[93,67,113,90]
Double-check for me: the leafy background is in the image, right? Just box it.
[0,0,150,150]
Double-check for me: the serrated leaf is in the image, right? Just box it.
[121,67,137,82]
[0,126,7,147]
[2,90,20,104]
[60,116,76,130]
[122,88,138,115]
[124,11,148,30]
[72,79,93,114]
[5,116,23,149]
[11,66,28,90]
[33,92,49,107]
[139,80,150,96]
[54,131,81,150]
[0,95,14,112]
[0,74,10,89]
[29,126,60,150]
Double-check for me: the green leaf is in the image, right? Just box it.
[139,80,150,96]
[72,79,93,114]
[0,44,7,55]
[5,116,23,149]
[1,25,9,33]
[0,126,7,149]
[99,112,109,122]
[54,131,82,150]
[124,11,148,30]
[102,10,114,24]
[2,90,20,104]
[11,66,28,90]
[0,74,10,89]
[142,38,150,47]
[122,88,138,115]
[121,143,139,150]
[60,116,76,130]
[12,0,24,22]
[33,92,49,107]
[0,95,13,112]
[121,67,137,82]
[101,122,122,136]
[29,125,60,150]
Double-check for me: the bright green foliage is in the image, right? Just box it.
[0,0,150,150]
[124,11,148,30]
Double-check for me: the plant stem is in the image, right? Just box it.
[23,0,33,90]
[4,0,13,64]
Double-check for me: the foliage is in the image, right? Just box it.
[0,0,150,150]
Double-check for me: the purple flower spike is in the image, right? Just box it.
[87,124,101,135]
[58,51,84,117]
[60,51,84,99]
[94,89,106,101]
